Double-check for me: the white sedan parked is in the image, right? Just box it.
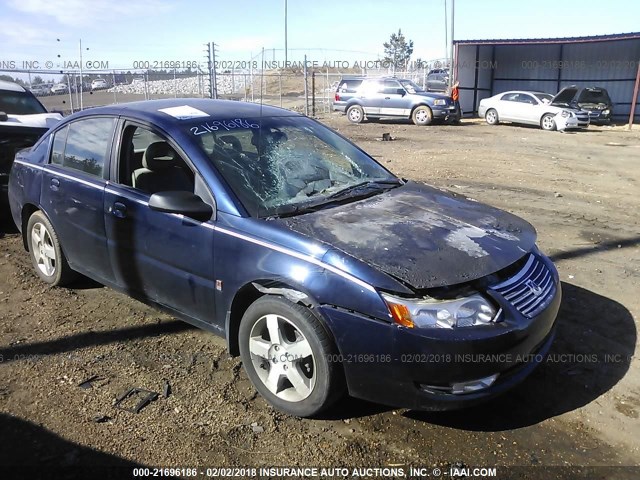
[478,91,589,131]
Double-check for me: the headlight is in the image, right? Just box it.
[603,109,610,115]
[433,99,447,106]
[381,292,499,329]
[561,110,572,118]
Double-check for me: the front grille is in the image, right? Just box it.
[489,254,556,318]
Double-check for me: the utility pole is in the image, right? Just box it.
[444,0,448,65]
[284,0,288,67]
[203,42,212,98]
[212,42,218,99]
[79,39,84,110]
[448,0,455,91]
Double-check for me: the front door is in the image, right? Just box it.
[104,122,217,324]
[380,79,411,117]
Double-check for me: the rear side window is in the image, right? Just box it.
[338,79,363,93]
[50,117,115,178]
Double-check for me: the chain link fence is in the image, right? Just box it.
[2,59,449,117]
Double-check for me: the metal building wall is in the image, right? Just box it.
[455,35,640,121]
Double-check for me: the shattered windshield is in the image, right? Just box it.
[189,116,398,217]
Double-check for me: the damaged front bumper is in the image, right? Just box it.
[316,256,562,411]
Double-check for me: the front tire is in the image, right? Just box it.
[26,211,77,286]
[346,105,364,124]
[541,113,557,131]
[239,296,344,417]
[412,105,433,125]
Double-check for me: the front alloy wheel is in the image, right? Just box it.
[541,113,557,131]
[412,105,433,125]
[239,296,344,417]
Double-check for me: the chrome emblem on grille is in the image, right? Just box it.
[525,279,543,297]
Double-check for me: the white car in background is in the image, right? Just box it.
[91,78,108,90]
[478,91,589,131]
[50,83,68,95]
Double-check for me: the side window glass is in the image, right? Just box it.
[359,80,380,95]
[51,125,68,166]
[517,94,535,104]
[119,124,195,195]
[382,80,402,94]
[57,118,115,177]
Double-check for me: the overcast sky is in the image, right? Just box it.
[1,0,639,72]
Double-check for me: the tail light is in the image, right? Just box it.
[335,92,340,101]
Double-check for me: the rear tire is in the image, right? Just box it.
[412,105,433,126]
[239,296,344,417]
[485,109,499,125]
[346,105,364,124]
[26,211,77,286]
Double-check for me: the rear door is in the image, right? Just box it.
[357,79,382,115]
[40,117,116,283]
[104,121,217,323]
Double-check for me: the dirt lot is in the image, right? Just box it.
[1,115,639,479]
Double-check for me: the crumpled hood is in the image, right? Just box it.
[276,182,536,290]
[0,113,62,129]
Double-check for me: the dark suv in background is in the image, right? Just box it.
[553,86,613,124]
[333,76,459,125]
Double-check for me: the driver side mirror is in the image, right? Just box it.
[148,191,213,222]
[396,88,406,96]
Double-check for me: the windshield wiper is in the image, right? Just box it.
[264,197,332,219]
[264,179,403,219]
[326,179,402,200]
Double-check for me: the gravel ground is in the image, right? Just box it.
[0,115,639,479]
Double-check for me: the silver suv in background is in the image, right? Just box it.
[332,76,459,125]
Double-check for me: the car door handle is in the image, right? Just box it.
[110,202,127,219]
[50,178,60,191]
[384,97,391,100]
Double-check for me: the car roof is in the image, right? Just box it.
[65,98,302,126]
[499,90,551,95]
[0,80,27,93]
[339,76,415,82]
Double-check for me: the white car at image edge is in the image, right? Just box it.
[478,91,590,131]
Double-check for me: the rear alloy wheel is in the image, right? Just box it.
[239,296,344,417]
[485,109,499,125]
[541,113,557,131]
[412,105,433,125]
[346,105,364,124]
[26,210,77,286]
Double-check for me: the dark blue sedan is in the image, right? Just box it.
[8,99,561,417]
